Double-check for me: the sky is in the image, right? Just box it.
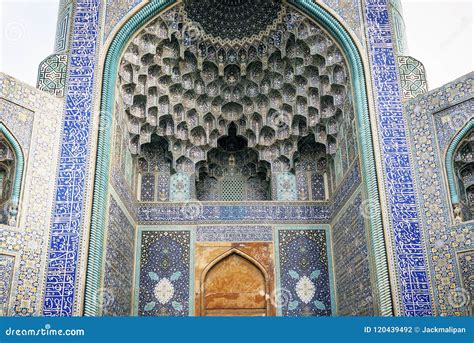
[0,0,472,89]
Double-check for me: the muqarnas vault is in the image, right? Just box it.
[0,0,472,317]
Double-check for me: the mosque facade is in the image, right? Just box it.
[0,0,472,317]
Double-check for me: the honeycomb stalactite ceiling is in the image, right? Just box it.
[184,0,282,42]
[117,3,353,174]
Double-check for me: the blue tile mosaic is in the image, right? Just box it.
[365,0,432,316]
[332,191,375,315]
[43,0,101,316]
[102,197,135,316]
[137,230,190,316]
[277,229,333,316]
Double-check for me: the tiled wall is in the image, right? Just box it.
[331,189,376,315]
[102,196,136,316]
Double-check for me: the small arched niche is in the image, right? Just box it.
[453,129,474,221]
[201,249,270,316]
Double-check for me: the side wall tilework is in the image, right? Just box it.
[277,228,333,316]
[405,74,473,316]
[0,74,63,316]
[456,250,473,315]
[0,255,15,315]
[137,230,191,316]
[43,0,101,316]
[111,163,137,221]
[103,0,142,42]
[0,97,34,158]
[102,196,135,316]
[331,189,375,315]
[365,0,432,316]
[433,98,473,153]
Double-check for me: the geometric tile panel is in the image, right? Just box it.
[137,230,191,316]
[365,0,432,316]
[37,54,68,97]
[43,0,100,317]
[102,197,135,316]
[332,191,375,315]
[277,228,333,316]
[398,56,428,100]
[0,254,15,316]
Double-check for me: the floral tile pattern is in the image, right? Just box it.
[138,230,191,316]
[277,228,333,316]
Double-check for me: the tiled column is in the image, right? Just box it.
[42,0,101,316]
[365,0,432,315]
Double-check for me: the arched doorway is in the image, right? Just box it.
[200,249,270,316]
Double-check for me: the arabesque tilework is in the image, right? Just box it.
[456,250,473,315]
[277,228,333,316]
[103,0,142,42]
[137,230,191,316]
[0,74,63,316]
[0,254,15,315]
[404,73,473,316]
